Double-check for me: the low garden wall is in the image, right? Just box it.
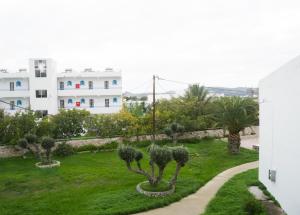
[0,126,258,158]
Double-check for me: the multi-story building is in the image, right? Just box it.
[0,58,122,115]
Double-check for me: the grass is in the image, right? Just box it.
[203,169,267,215]
[140,180,172,192]
[0,139,258,215]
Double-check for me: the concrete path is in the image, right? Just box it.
[240,135,259,150]
[221,135,259,150]
[134,161,259,215]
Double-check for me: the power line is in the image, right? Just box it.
[0,99,33,112]
[125,78,153,92]
[157,76,199,85]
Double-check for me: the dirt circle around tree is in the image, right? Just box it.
[136,181,175,197]
[35,160,61,169]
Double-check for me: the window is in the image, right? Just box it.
[89,99,94,108]
[104,81,109,89]
[9,82,14,91]
[34,60,47,77]
[36,110,48,118]
[16,81,21,87]
[60,100,65,108]
[16,100,22,106]
[105,99,109,107]
[59,82,64,90]
[112,80,117,85]
[10,101,15,110]
[68,99,73,104]
[67,81,72,86]
[36,90,47,98]
[88,81,93,89]
[80,80,85,86]
[81,98,85,104]
[113,97,118,103]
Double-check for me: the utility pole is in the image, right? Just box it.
[152,75,156,143]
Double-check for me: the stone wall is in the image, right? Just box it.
[65,126,259,147]
[0,126,258,158]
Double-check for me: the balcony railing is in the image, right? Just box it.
[59,104,122,109]
[57,86,121,90]
[0,88,29,91]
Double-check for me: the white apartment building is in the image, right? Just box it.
[0,58,122,116]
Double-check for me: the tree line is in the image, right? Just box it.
[0,85,258,153]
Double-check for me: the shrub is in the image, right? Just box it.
[244,198,264,215]
[25,133,38,145]
[98,141,118,150]
[118,144,189,189]
[54,142,74,157]
[18,138,28,149]
[24,133,41,160]
[75,144,98,152]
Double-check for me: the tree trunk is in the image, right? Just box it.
[154,167,164,185]
[227,132,241,154]
[172,134,177,144]
[170,164,181,186]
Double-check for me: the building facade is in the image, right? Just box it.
[0,59,122,115]
[259,56,300,215]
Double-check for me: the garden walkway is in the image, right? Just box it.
[134,161,259,215]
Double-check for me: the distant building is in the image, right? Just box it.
[0,59,122,115]
[259,56,300,215]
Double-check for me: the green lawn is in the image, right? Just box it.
[0,139,258,215]
[203,169,267,215]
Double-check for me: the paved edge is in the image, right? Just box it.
[133,161,259,215]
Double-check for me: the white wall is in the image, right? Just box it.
[0,78,29,91]
[259,56,300,215]
[57,77,122,90]
[29,59,58,115]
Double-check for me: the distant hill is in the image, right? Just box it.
[123,87,258,100]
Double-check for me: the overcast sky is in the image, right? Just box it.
[1,0,300,92]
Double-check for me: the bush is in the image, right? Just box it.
[54,142,74,157]
[25,133,38,144]
[244,198,264,215]
[98,141,118,150]
[18,138,28,149]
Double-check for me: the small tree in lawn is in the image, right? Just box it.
[164,123,184,144]
[118,144,189,190]
[41,137,55,164]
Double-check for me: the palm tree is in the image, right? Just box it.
[182,84,212,116]
[215,96,258,154]
[184,84,211,104]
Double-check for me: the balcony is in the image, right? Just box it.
[57,87,122,97]
[0,89,30,98]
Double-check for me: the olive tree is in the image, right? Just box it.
[164,123,184,144]
[41,137,55,164]
[118,144,189,187]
